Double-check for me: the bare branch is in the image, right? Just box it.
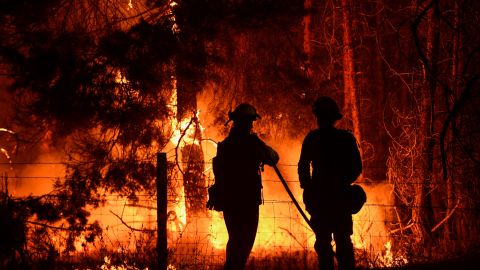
[26,220,77,231]
[431,198,461,233]
[278,227,307,249]
[109,210,156,232]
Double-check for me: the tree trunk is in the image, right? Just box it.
[176,54,208,219]
[340,0,362,148]
[444,0,462,246]
[303,0,313,78]
[411,0,440,244]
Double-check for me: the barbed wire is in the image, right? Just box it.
[3,157,478,268]
[2,160,467,169]
[5,175,472,186]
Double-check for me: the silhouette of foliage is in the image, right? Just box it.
[0,1,178,262]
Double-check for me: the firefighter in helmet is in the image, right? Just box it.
[298,96,362,270]
[210,103,279,270]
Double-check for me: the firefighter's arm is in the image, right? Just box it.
[262,144,279,166]
[253,135,279,166]
[298,134,312,189]
[346,135,362,184]
[212,142,226,187]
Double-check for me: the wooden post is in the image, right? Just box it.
[157,152,168,270]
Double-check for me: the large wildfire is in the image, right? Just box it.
[1,90,406,268]
[2,0,479,269]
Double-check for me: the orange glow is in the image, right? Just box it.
[184,93,408,265]
[3,91,406,265]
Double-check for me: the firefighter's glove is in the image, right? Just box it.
[263,146,279,166]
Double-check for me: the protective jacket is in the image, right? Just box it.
[212,127,278,209]
[298,127,362,214]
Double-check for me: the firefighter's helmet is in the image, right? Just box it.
[312,96,343,120]
[228,103,261,122]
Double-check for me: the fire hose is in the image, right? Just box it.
[272,165,313,230]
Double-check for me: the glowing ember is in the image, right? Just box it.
[115,71,129,84]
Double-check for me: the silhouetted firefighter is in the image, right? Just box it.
[207,103,279,270]
[298,97,364,270]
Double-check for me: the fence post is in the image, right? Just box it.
[157,152,168,270]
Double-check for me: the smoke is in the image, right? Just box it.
[9,151,66,197]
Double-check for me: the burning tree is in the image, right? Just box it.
[0,0,181,265]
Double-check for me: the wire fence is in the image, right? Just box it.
[1,159,478,269]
